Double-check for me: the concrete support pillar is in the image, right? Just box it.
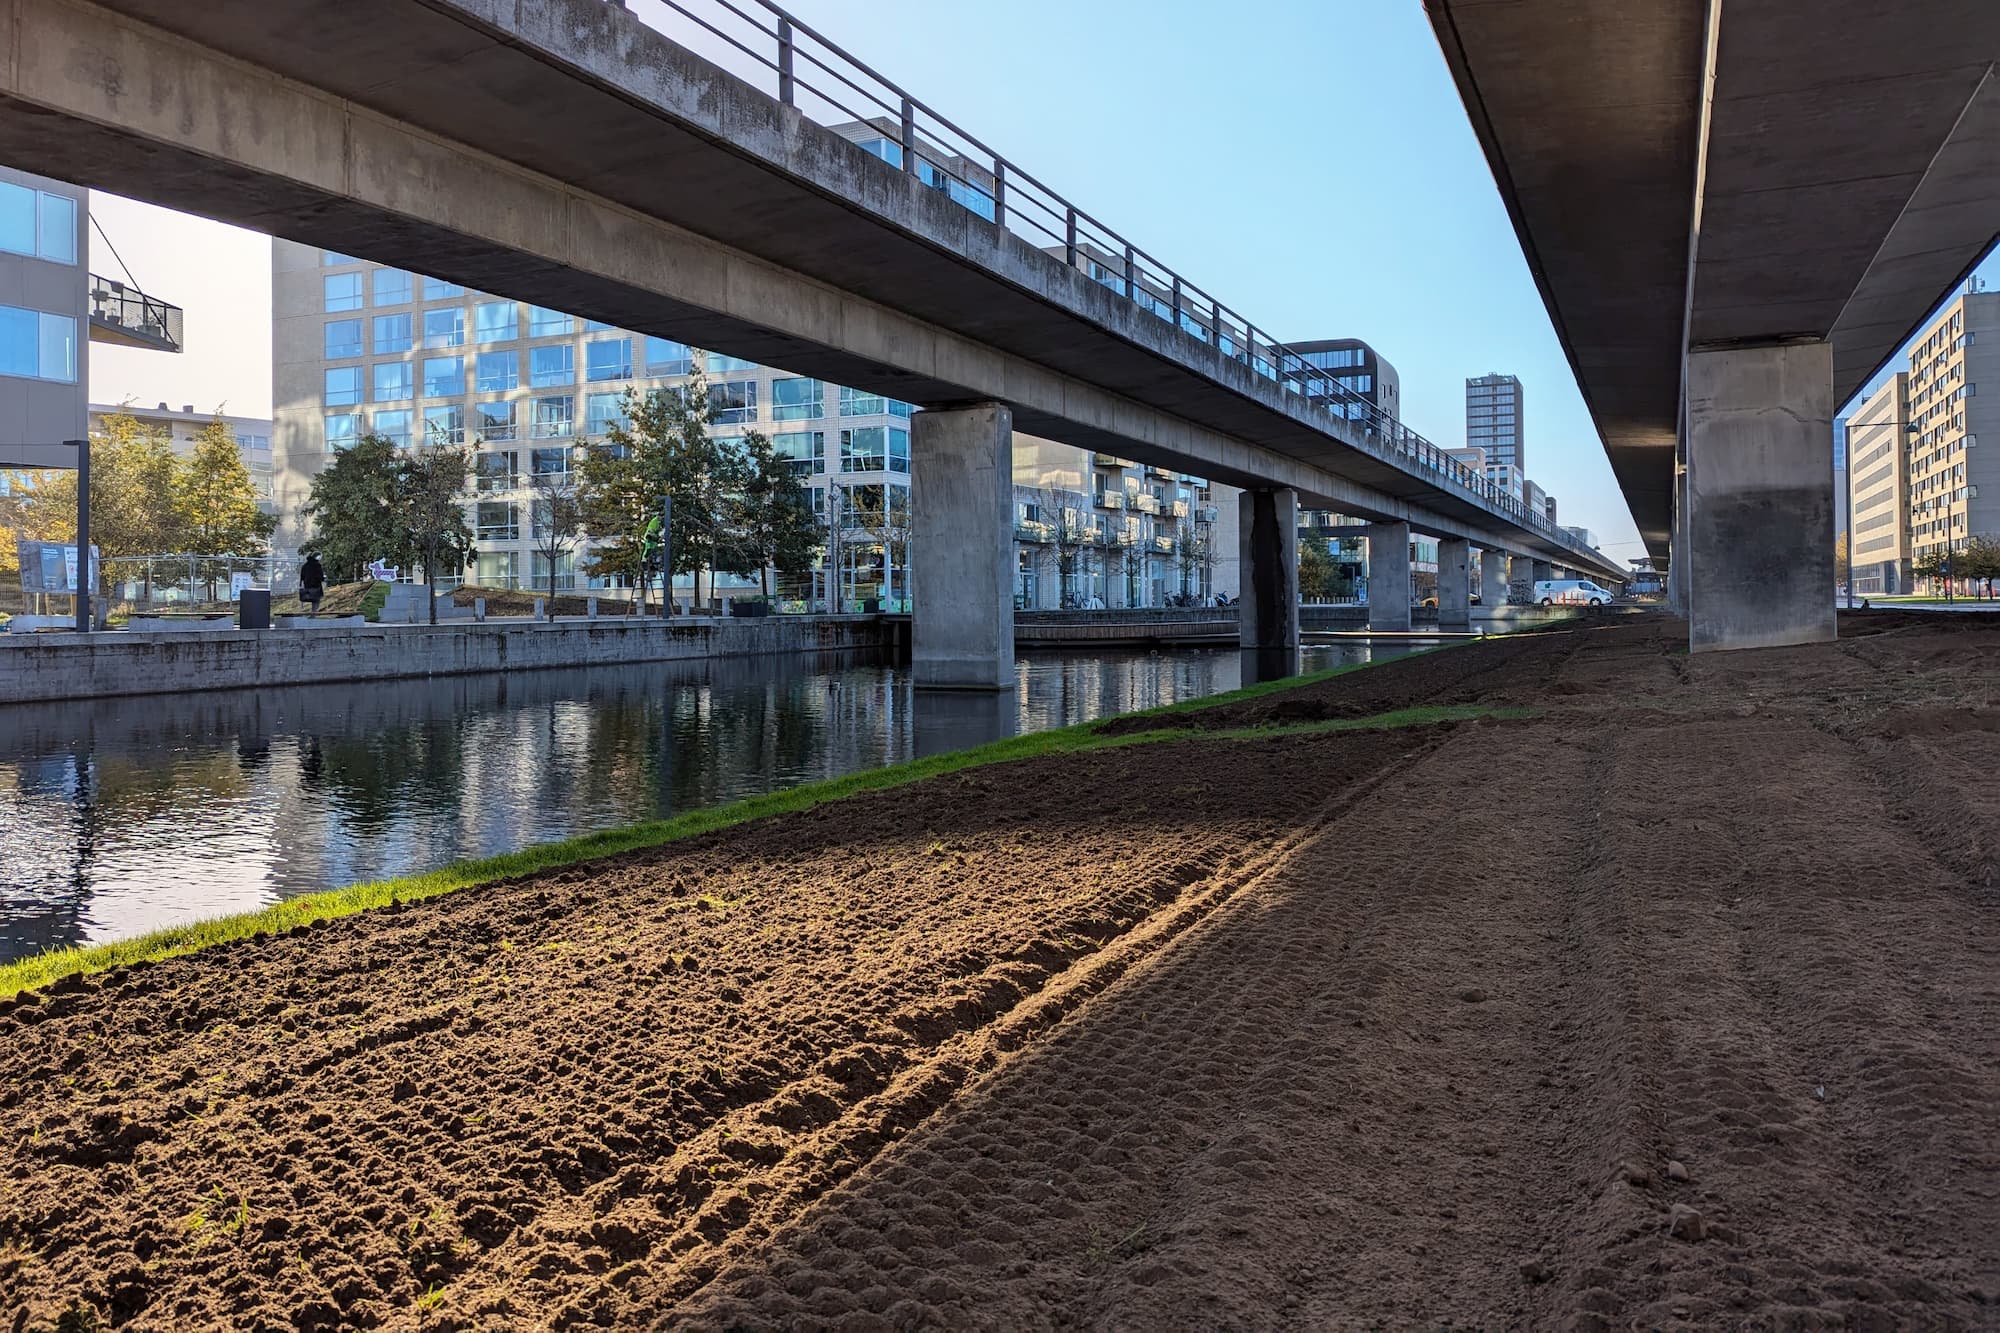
[1437,538,1471,631]
[1507,554,1533,604]
[912,402,1014,689]
[1686,341,1835,652]
[1479,548,1507,607]
[1236,487,1299,651]
[1365,521,1411,632]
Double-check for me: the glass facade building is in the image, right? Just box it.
[0,167,88,452]
[272,239,1242,609]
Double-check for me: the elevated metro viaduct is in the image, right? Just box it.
[1427,0,2000,651]
[0,0,1615,681]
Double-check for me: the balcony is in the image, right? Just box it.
[87,275,184,353]
[1169,500,1191,519]
[1151,535,1176,554]
[1133,494,1161,514]
[1097,490,1125,509]
[1196,505,1218,523]
[1094,454,1133,469]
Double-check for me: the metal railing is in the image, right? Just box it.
[88,274,184,352]
[615,0,1602,567]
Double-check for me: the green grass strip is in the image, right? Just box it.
[0,655,1507,1000]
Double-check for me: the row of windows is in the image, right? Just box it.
[0,183,76,265]
[0,305,77,383]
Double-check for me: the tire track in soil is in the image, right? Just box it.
[1549,712,2000,1327]
[591,725,1460,1322]
[672,720,1623,1329]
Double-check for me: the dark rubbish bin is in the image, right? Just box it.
[238,588,272,630]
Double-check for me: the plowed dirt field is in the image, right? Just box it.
[3,613,1995,1329]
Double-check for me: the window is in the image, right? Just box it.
[324,413,361,449]
[585,391,628,436]
[372,361,413,402]
[841,426,888,472]
[474,301,517,343]
[528,306,572,337]
[474,451,518,493]
[35,193,75,264]
[840,385,888,417]
[772,430,824,475]
[423,306,466,349]
[0,307,76,383]
[422,356,464,397]
[476,401,517,442]
[424,277,465,300]
[324,365,364,407]
[531,445,571,476]
[322,249,361,266]
[531,395,574,438]
[585,338,632,382]
[372,409,413,447]
[324,272,364,312]
[529,344,574,387]
[915,159,995,221]
[373,313,413,354]
[0,183,76,264]
[475,350,519,393]
[475,551,518,586]
[708,379,757,424]
[772,377,824,421]
[324,318,364,359]
[373,269,413,305]
[707,352,758,373]
[423,404,465,445]
[475,501,519,542]
[646,336,692,375]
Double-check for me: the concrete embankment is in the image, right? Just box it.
[0,614,897,703]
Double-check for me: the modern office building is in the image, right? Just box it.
[1466,372,1524,474]
[1904,289,2000,571]
[1282,338,1401,422]
[1846,372,1910,595]
[1282,338,1403,593]
[1560,524,1599,551]
[273,241,1233,609]
[88,402,276,519]
[0,167,88,450]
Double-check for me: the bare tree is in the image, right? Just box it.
[1037,487,1090,608]
[529,468,585,620]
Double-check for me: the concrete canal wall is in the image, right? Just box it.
[0,615,897,703]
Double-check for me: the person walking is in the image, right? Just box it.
[299,552,326,612]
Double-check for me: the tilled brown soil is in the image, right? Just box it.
[5,612,1999,1329]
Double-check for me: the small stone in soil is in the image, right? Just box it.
[1457,987,1489,1003]
[1519,1258,1552,1284]
[1665,1159,1691,1182]
[1668,1203,1706,1242]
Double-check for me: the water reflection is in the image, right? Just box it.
[0,639,1433,962]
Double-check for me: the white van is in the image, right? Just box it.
[1535,579,1612,606]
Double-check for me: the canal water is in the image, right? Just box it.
[0,641,1436,964]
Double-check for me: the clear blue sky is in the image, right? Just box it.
[771,0,1650,557]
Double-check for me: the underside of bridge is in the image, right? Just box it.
[1427,0,2000,648]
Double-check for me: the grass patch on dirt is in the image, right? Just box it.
[0,666,1515,1000]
